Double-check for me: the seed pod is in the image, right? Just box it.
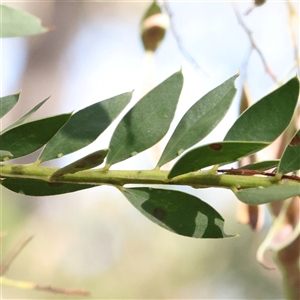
[140,1,169,52]
[255,0,267,6]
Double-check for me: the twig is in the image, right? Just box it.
[218,168,300,182]
[232,2,277,82]
[162,1,208,76]
[286,0,300,75]
[1,236,34,275]
[1,276,90,296]
[35,284,90,296]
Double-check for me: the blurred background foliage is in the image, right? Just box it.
[1,1,299,298]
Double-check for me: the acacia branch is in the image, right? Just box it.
[1,164,299,191]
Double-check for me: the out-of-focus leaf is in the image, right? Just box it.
[236,185,300,205]
[1,178,95,196]
[0,93,20,118]
[168,141,268,178]
[0,150,13,161]
[0,113,71,160]
[1,5,49,38]
[224,77,299,142]
[39,92,132,162]
[141,1,168,52]
[241,160,279,171]
[50,149,108,180]
[256,197,300,270]
[278,130,300,174]
[255,0,267,6]
[157,74,239,167]
[2,98,49,134]
[107,71,183,166]
[122,187,233,238]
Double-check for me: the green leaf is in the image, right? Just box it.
[1,5,49,38]
[122,187,232,238]
[39,92,132,162]
[0,113,71,160]
[0,150,13,161]
[1,178,95,196]
[107,70,184,166]
[224,77,299,142]
[1,98,49,134]
[157,74,238,167]
[50,149,109,180]
[0,93,20,118]
[241,160,279,171]
[168,141,268,178]
[236,185,300,205]
[278,130,300,174]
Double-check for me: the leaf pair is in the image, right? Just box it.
[169,76,299,178]
[107,72,239,169]
[0,92,133,164]
[0,94,71,161]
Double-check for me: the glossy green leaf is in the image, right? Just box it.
[122,187,232,238]
[1,5,49,38]
[39,92,132,162]
[0,150,13,161]
[236,185,300,205]
[0,93,20,118]
[0,113,71,160]
[107,70,183,166]
[1,178,95,196]
[169,141,268,178]
[50,149,109,180]
[225,77,299,142]
[278,130,300,174]
[157,74,238,167]
[2,98,49,134]
[241,160,279,171]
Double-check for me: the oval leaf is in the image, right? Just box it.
[169,141,268,178]
[224,77,299,142]
[1,5,49,38]
[157,74,238,167]
[241,160,279,171]
[2,97,49,134]
[50,149,109,180]
[278,130,300,174]
[39,92,132,162]
[236,185,300,205]
[0,93,20,118]
[1,178,95,196]
[107,70,184,166]
[121,187,232,238]
[0,113,71,160]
